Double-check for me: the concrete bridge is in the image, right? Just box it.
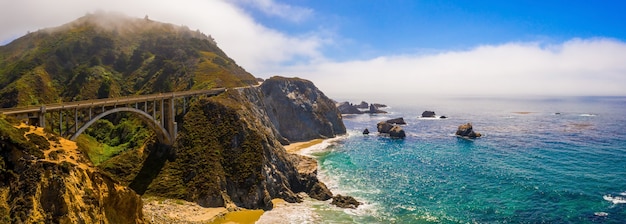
[0,88,226,145]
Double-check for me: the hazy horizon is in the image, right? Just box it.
[2,0,625,99]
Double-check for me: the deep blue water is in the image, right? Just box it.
[311,96,626,223]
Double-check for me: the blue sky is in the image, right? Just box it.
[240,0,626,59]
[1,0,626,98]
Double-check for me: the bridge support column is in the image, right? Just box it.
[165,97,176,142]
[39,106,46,128]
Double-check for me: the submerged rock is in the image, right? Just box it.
[331,195,362,209]
[456,123,482,138]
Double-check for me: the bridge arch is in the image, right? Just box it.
[69,107,173,145]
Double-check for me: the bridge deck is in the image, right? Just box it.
[0,88,226,115]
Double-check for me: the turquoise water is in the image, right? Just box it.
[310,97,626,223]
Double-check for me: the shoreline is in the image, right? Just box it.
[283,139,325,154]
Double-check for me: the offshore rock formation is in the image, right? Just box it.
[386,117,406,125]
[377,121,406,138]
[260,76,346,143]
[0,119,143,223]
[421,111,436,118]
[456,123,482,138]
[337,102,363,115]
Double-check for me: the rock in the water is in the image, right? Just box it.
[368,104,387,114]
[336,102,363,114]
[331,195,362,209]
[440,116,447,119]
[386,117,406,125]
[308,182,333,201]
[421,111,436,118]
[377,121,394,133]
[377,121,406,138]
[456,123,482,138]
[363,128,370,135]
[355,101,369,109]
[389,125,406,138]
[372,103,387,108]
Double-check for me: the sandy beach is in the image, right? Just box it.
[284,139,324,154]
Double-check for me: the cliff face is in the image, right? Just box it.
[260,76,346,142]
[141,83,333,210]
[0,119,143,223]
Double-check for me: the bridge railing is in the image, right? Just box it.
[0,88,225,115]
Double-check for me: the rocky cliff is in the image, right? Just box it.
[0,118,143,223]
[0,13,346,222]
[140,79,335,210]
[260,76,346,143]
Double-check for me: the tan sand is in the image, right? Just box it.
[209,209,264,224]
[283,139,324,154]
[142,197,228,223]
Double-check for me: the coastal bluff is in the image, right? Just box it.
[260,76,347,143]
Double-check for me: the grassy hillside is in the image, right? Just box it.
[0,12,258,166]
[0,12,256,108]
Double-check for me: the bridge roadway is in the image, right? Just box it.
[0,88,226,145]
[0,88,226,115]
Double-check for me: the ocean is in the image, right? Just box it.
[258,96,626,223]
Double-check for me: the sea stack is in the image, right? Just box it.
[456,123,482,138]
[421,111,436,118]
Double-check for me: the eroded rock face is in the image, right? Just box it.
[144,84,335,210]
[456,123,482,138]
[0,120,144,224]
[260,76,347,142]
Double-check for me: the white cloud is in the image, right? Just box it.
[0,0,324,75]
[275,38,626,98]
[233,0,313,23]
[1,1,625,99]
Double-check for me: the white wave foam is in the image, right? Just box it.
[297,133,353,156]
[603,194,626,204]
[580,113,597,117]
[257,198,322,224]
[418,116,446,120]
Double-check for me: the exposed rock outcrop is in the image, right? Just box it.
[336,102,363,115]
[377,121,406,138]
[456,123,482,138]
[363,128,370,135]
[372,103,387,108]
[0,120,144,223]
[143,79,337,211]
[386,117,406,125]
[260,76,347,142]
[355,101,369,109]
[331,195,362,209]
[421,111,436,118]
[368,104,388,114]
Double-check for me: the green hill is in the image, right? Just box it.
[0,12,256,108]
